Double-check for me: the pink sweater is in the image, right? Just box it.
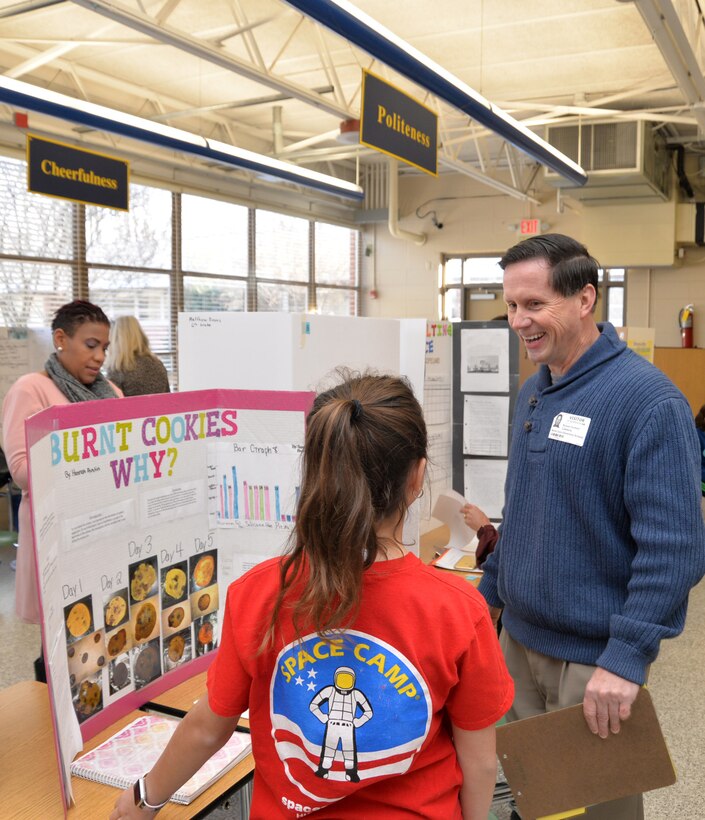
[1,372,122,623]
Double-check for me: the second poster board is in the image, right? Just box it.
[177,313,426,402]
[452,321,519,520]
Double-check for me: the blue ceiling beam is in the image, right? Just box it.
[0,77,364,201]
[284,0,588,186]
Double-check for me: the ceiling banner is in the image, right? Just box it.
[361,70,438,176]
[27,133,129,210]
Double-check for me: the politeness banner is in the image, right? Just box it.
[361,70,438,175]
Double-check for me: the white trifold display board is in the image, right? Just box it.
[178,312,428,550]
[178,313,426,402]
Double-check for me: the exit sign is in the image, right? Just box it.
[520,218,540,235]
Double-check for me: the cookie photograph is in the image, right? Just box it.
[132,637,162,689]
[162,627,192,672]
[131,595,159,644]
[103,587,129,630]
[72,673,103,723]
[190,550,217,592]
[128,556,158,604]
[161,600,192,639]
[64,595,94,644]
[189,582,218,620]
[193,612,218,658]
[105,624,133,659]
[161,561,188,607]
[109,653,132,695]
[67,629,107,686]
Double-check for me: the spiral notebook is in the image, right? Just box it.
[70,714,252,804]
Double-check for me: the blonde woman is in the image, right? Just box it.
[106,316,170,396]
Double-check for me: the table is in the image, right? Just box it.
[419,523,451,564]
[419,524,483,586]
[3,528,469,818]
[146,670,250,730]
[0,679,254,819]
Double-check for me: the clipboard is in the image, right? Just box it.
[496,687,675,820]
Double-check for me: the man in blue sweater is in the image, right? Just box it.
[478,234,705,820]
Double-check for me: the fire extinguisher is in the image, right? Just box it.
[679,304,694,348]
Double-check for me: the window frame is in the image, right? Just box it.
[0,155,362,388]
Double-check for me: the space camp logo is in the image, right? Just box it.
[270,630,431,811]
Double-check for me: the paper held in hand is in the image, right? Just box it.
[431,489,479,552]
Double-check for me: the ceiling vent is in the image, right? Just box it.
[544,120,671,205]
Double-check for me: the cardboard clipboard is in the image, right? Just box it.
[496,687,675,820]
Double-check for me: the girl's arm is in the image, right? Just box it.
[452,723,497,820]
[109,695,240,819]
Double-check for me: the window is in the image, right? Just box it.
[183,276,246,313]
[440,255,500,320]
[1,156,74,260]
[0,260,73,327]
[440,253,626,325]
[313,223,358,316]
[257,283,308,312]
[88,269,172,375]
[86,184,171,268]
[0,156,74,327]
[182,195,248,277]
[0,152,361,387]
[256,210,309,283]
[603,269,625,326]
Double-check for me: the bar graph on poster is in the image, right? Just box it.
[208,440,303,529]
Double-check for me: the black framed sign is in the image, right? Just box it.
[27,134,129,210]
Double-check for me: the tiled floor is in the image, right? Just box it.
[2,532,704,818]
[0,535,39,689]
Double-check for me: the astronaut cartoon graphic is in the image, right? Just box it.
[309,666,373,783]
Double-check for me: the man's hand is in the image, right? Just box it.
[583,668,640,739]
[488,606,502,628]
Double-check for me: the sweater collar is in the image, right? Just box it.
[535,322,626,392]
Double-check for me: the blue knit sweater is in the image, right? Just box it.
[479,323,705,684]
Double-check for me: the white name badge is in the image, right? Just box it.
[547,412,591,447]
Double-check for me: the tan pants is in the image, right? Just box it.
[500,629,644,820]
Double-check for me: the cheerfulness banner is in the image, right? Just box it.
[361,70,438,176]
[27,133,129,210]
[26,388,313,807]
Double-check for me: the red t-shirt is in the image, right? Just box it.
[207,552,513,819]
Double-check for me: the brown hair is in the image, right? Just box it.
[696,404,705,431]
[263,372,427,648]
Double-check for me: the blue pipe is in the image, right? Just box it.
[284,0,588,186]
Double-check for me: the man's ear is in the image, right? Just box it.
[580,284,597,317]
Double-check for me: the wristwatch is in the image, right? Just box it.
[133,776,169,811]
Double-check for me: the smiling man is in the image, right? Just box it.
[478,234,705,820]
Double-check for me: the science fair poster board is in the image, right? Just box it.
[26,388,313,808]
[177,312,427,553]
[452,321,519,520]
[177,313,426,403]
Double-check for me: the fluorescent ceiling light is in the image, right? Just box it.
[207,138,363,195]
[0,76,364,200]
[284,0,587,186]
[0,76,206,147]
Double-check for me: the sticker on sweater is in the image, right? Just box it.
[547,412,591,446]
